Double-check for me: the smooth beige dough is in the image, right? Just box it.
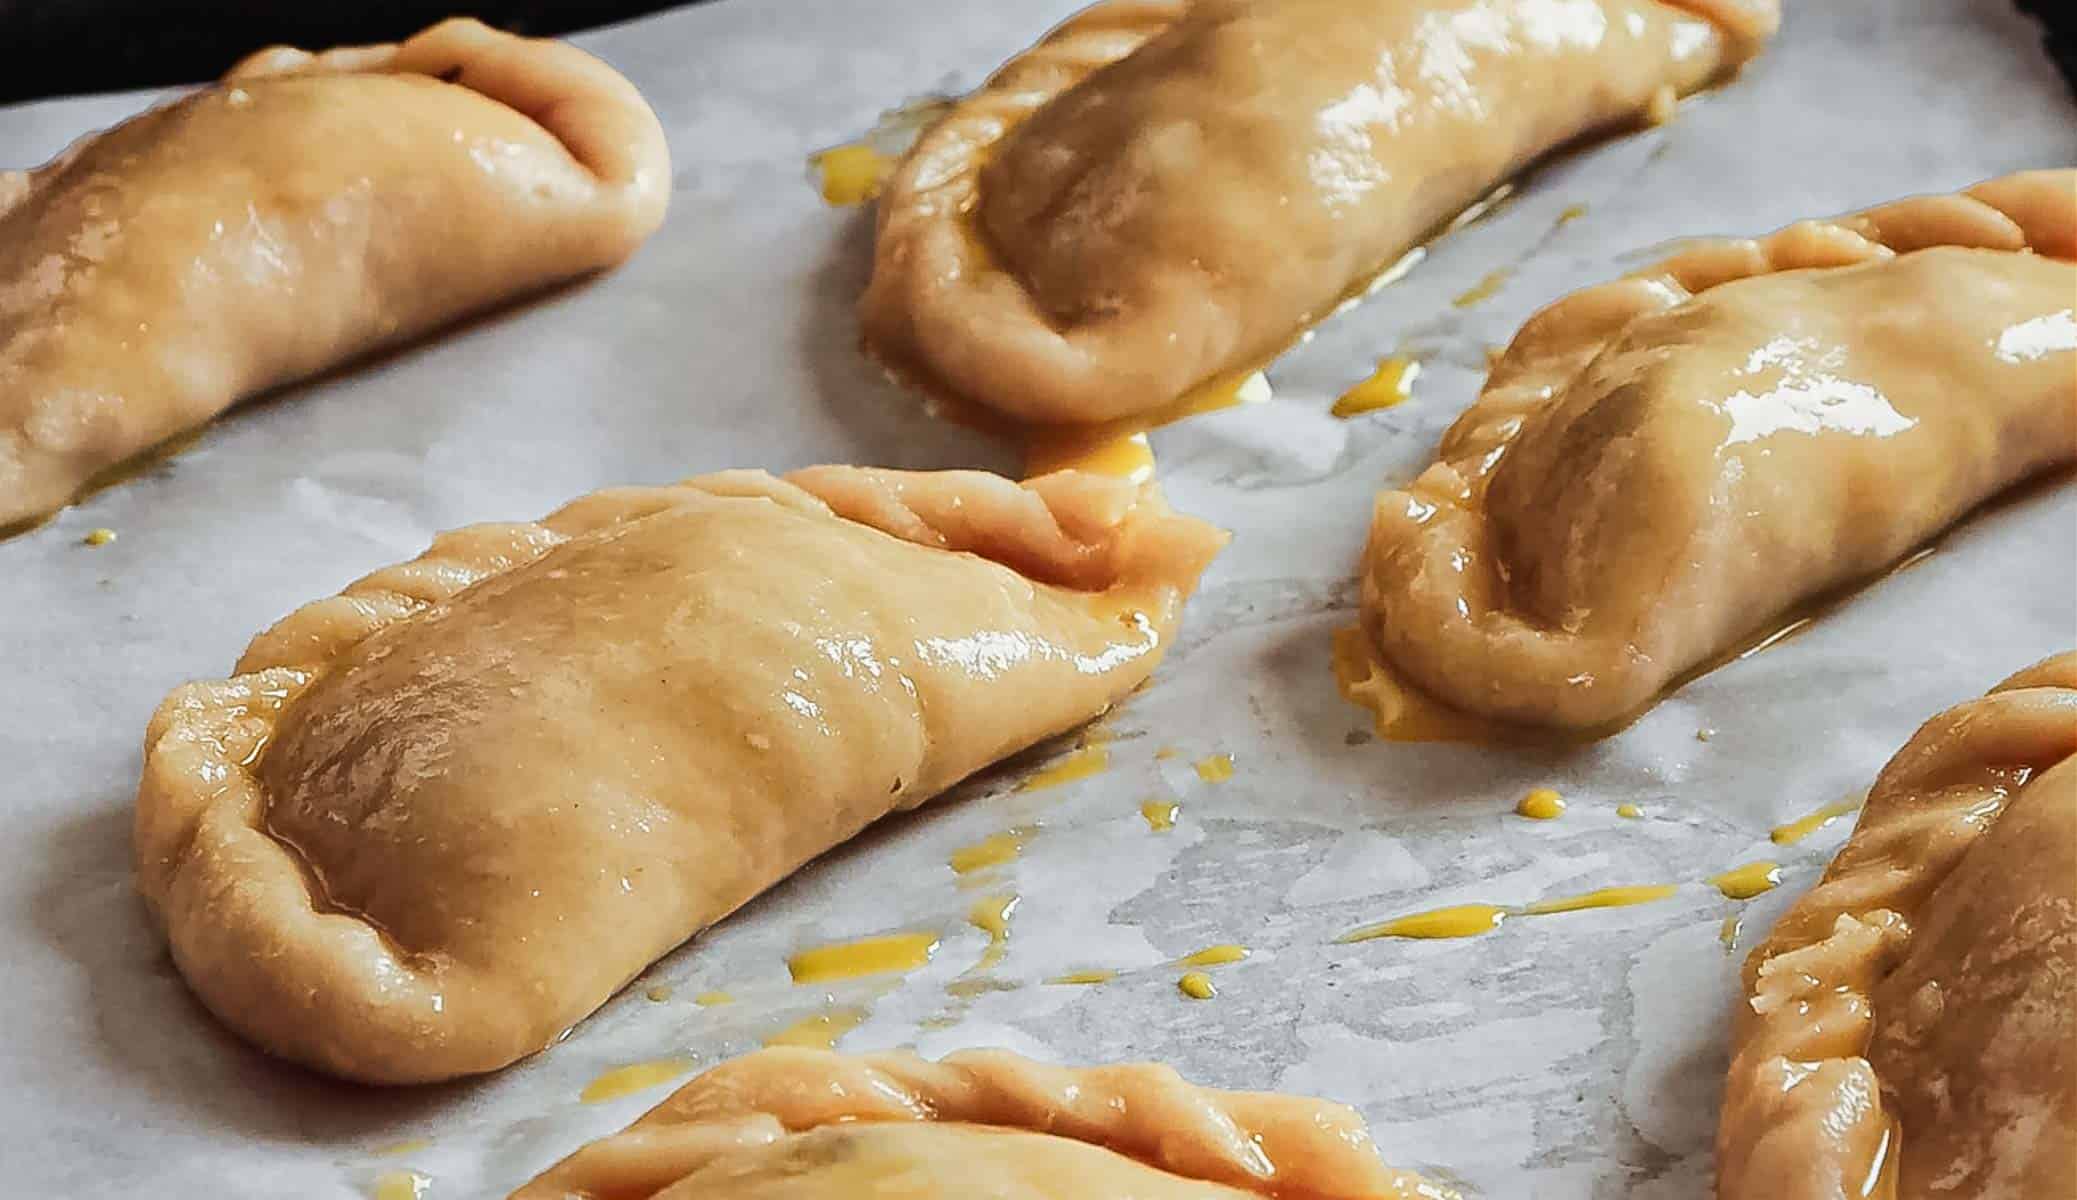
[861,0,1777,425]
[133,468,1225,1084]
[1360,170,2077,728]
[0,18,669,526]
[513,1047,1449,1200]
[1718,652,2077,1200]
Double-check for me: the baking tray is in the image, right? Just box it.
[1,1,2071,1195]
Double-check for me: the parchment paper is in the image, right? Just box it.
[2,2,2072,1195]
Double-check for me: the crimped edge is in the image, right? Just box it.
[861,0,1784,425]
[1715,652,2077,1198]
[858,0,1187,423]
[227,17,670,236]
[1360,170,2077,728]
[513,1046,1449,1200]
[133,468,1223,1083]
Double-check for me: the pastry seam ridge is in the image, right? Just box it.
[514,1046,1445,1200]
[858,0,1186,419]
[1715,652,2077,1196]
[205,466,1214,686]
[871,0,1789,240]
[868,0,1185,243]
[142,462,1212,847]
[861,0,1783,424]
[132,467,1222,1077]
[140,467,1215,857]
[880,0,1185,199]
[1,17,675,528]
[224,17,670,233]
[1361,170,2077,727]
[779,465,1228,596]
[1633,168,2075,296]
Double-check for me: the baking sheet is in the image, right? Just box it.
[2,1,2072,1195]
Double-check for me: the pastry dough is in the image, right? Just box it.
[134,467,1224,1084]
[862,0,1778,424]
[1360,171,2077,728]
[1718,653,2077,1199]
[513,1046,1448,1199]
[0,18,669,526]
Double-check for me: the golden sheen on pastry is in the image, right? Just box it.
[861,0,1778,424]
[1360,171,2077,728]
[514,1046,1449,1199]
[134,468,1224,1084]
[1718,653,2077,1200]
[0,18,669,526]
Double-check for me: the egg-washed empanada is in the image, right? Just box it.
[1718,653,2077,1200]
[1359,171,2077,729]
[514,1046,1448,1199]
[134,467,1225,1084]
[861,0,1778,425]
[0,18,669,527]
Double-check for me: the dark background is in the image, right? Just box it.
[0,1,690,104]
[2019,0,2077,88]
[0,0,2072,105]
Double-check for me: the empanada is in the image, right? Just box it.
[1359,171,2077,728]
[514,1046,1446,1199]
[0,18,669,526]
[1718,653,2077,1199]
[862,0,1778,425]
[134,467,1224,1084]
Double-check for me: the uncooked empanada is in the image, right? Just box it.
[0,18,668,526]
[1360,171,2076,728]
[135,467,1224,1084]
[514,1046,1447,1199]
[862,0,1777,424]
[1718,653,2077,1199]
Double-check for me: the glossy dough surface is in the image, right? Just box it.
[1361,171,2077,728]
[514,1047,1448,1199]
[134,468,1224,1084]
[1718,653,2077,1199]
[0,18,669,525]
[863,0,1777,424]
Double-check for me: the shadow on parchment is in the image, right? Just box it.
[29,801,476,1146]
[25,729,1069,1154]
[1,274,599,550]
[795,204,1016,477]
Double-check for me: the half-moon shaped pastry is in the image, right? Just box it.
[1718,653,2077,1199]
[861,0,1778,425]
[0,18,669,526]
[1359,171,2077,728]
[514,1046,1447,1199]
[134,467,1224,1084]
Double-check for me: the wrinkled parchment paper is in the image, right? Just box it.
[2,1,2071,1195]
